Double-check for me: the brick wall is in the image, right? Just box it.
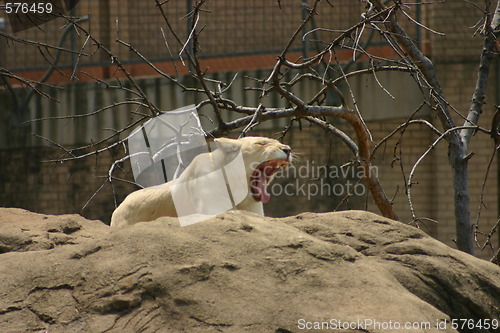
[427,1,484,61]
[2,0,364,71]
[0,145,136,223]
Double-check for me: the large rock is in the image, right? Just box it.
[0,208,499,332]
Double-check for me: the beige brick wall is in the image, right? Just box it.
[0,146,136,223]
[427,1,484,61]
[2,0,376,70]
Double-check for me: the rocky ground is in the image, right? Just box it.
[0,208,499,332]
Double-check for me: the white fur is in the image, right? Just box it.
[110,137,291,227]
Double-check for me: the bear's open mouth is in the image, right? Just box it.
[250,159,289,203]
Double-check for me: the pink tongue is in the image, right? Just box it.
[259,171,271,203]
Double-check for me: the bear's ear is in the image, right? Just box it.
[214,138,240,152]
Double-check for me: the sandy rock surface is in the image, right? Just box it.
[0,208,499,332]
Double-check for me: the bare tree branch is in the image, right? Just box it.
[462,0,497,149]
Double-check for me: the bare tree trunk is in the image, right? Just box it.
[457,0,499,253]
[342,112,399,220]
[451,151,474,254]
[376,0,500,255]
[372,0,478,254]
